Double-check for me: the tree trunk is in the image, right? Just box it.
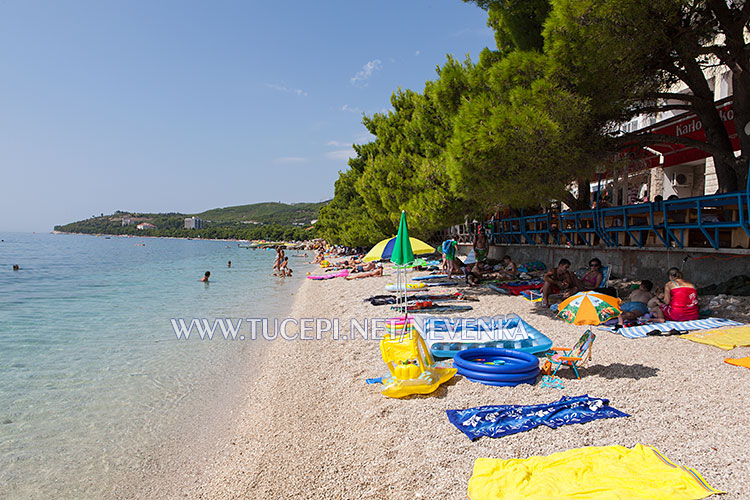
[732,68,750,191]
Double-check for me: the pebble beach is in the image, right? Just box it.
[128,267,750,499]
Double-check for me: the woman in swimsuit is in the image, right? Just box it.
[578,258,603,290]
[650,268,699,322]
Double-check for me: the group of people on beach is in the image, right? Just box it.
[273,246,292,277]
[541,257,699,323]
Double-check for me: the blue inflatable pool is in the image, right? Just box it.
[453,348,539,387]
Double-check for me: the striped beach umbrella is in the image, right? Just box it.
[557,291,622,326]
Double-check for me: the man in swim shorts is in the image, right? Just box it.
[542,258,577,306]
[616,280,653,327]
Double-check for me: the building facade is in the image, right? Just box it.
[184,217,204,229]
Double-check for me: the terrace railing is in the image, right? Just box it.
[485,190,750,250]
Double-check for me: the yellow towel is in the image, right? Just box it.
[681,326,750,350]
[724,357,750,369]
[468,444,723,500]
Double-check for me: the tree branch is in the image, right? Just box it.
[617,133,736,162]
[624,104,695,116]
[642,92,700,103]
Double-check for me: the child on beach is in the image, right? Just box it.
[616,280,653,327]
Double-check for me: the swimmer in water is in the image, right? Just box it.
[228,261,232,268]
[200,271,210,282]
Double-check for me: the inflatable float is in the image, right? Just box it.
[410,314,552,358]
[385,282,427,292]
[453,348,539,387]
[379,317,456,398]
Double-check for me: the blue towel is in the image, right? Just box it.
[446,395,628,440]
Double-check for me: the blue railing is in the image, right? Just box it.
[486,191,750,250]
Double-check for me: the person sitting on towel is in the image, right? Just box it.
[617,280,654,327]
[542,258,578,307]
[498,255,517,280]
[649,268,699,322]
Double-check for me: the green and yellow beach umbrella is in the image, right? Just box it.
[362,214,433,263]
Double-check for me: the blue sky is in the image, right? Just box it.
[0,0,493,231]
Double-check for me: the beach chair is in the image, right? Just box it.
[546,330,596,379]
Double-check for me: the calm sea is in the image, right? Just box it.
[0,232,307,498]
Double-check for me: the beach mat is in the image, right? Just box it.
[601,318,743,339]
[447,395,628,440]
[412,274,449,281]
[395,304,473,313]
[724,357,750,369]
[468,444,723,500]
[307,269,349,280]
[681,325,750,350]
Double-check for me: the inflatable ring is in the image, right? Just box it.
[454,348,539,387]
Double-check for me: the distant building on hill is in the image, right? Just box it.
[122,217,134,226]
[184,217,204,229]
[137,222,156,230]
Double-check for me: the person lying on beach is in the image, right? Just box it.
[542,259,578,306]
[350,261,377,273]
[649,268,699,322]
[616,280,654,327]
[200,271,210,282]
[577,257,603,291]
[345,265,383,280]
[311,250,325,265]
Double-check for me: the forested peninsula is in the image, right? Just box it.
[55,202,327,241]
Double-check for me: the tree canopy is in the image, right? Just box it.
[318,0,748,246]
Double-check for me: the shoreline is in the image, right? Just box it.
[137,268,750,499]
[113,260,313,499]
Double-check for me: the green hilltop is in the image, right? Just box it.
[54,201,329,241]
[196,201,325,225]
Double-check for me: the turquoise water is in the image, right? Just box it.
[0,233,306,498]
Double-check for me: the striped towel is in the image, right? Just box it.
[602,318,744,339]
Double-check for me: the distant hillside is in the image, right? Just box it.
[54,201,329,241]
[197,202,325,225]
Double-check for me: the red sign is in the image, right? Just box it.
[626,99,739,171]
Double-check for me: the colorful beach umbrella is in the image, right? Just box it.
[363,235,434,262]
[557,291,622,326]
[391,211,414,265]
